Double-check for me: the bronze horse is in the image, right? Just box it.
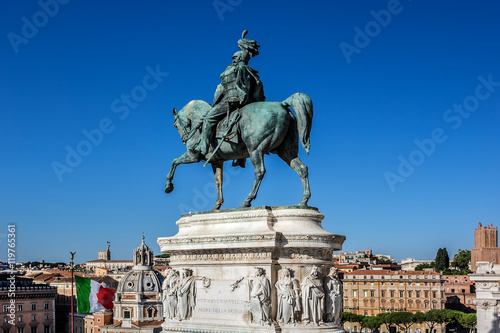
[165,92,313,210]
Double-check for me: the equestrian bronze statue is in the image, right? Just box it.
[165,31,313,210]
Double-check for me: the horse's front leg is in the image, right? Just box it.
[165,151,201,193]
[211,162,224,210]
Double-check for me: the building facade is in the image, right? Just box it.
[443,274,476,312]
[86,245,133,272]
[343,270,445,316]
[400,257,433,271]
[0,276,57,333]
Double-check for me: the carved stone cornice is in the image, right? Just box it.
[473,299,498,310]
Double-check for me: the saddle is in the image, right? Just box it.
[215,110,241,144]
[213,110,246,168]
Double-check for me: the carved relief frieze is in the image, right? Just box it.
[168,247,333,262]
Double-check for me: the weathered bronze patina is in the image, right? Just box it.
[165,31,313,210]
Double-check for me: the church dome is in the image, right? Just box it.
[118,269,163,293]
[111,236,164,326]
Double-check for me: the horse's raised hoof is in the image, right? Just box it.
[239,201,251,208]
[165,182,174,193]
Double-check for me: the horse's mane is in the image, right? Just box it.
[182,100,212,126]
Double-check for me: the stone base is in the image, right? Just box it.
[157,206,345,333]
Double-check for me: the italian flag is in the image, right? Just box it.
[75,275,115,313]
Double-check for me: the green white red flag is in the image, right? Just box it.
[75,275,115,313]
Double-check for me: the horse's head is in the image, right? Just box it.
[172,106,191,144]
[172,100,212,144]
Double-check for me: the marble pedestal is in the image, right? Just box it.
[157,206,345,333]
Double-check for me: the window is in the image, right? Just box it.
[408,291,412,297]
[462,289,465,293]
[2,305,7,313]
[400,291,404,297]
[425,291,429,298]
[31,327,37,333]
[31,304,36,311]
[43,303,49,310]
[17,304,23,312]
[364,290,367,297]
[364,310,368,315]
[370,290,374,297]
[425,302,429,309]
[390,291,394,297]
[31,315,36,322]
[432,302,437,309]
[381,291,385,297]
[416,291,420,298]
[18,316,23,323]
[400,276,403,279]
[467,300,471,304]
[353,291,357,297]
[124,310,131,319]
[44,315,48,321]
[451,289,455,293]
[17,328,23,333]
[97,318,101,323]
[363,282,367,285]
[44,327,49,333]
[370,282,374,286]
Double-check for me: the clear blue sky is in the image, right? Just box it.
[1,0,499,264]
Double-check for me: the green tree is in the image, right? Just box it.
[342,311,354,323]
[422,309,446,332]
[388,312,422,332]
[362,316,382,332]
[376,312,393,332]
[450,249,471,274]
[459,313,476,333]
[342,312,365,331]
[439,309,463,331]
[415,262,435,270]
[435,248,450,272]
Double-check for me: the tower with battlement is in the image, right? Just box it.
[471,222,500,271]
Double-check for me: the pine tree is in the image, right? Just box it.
[435,248,450,272]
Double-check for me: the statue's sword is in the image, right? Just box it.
[203,112,241,167]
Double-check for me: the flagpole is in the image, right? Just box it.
[70,252,76,333]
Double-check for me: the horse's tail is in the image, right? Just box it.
[282,93,313,155]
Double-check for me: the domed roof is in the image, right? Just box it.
[118,268,163,293]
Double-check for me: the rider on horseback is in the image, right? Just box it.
[194,30,265,156]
